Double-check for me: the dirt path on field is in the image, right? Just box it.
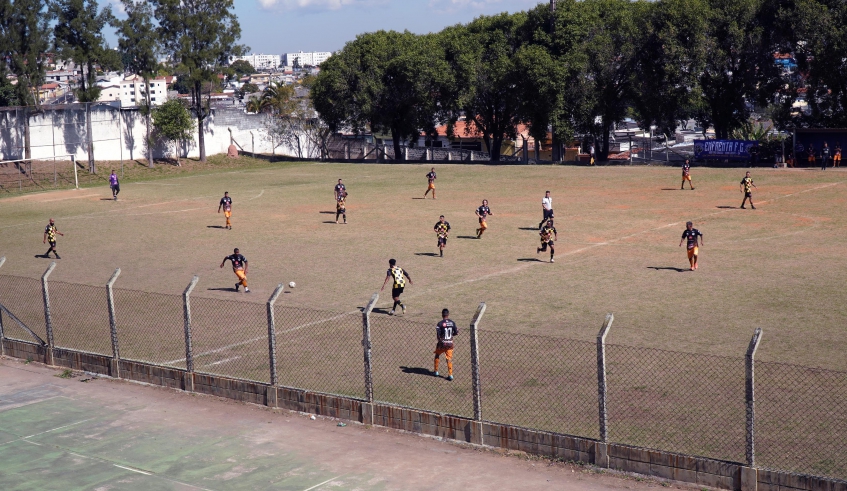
[0,358,708,491]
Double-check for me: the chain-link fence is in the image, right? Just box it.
[757,361,847,481]
[1,269,846,484]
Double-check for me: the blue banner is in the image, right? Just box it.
[694,140,758,160]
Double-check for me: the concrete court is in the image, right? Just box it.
[0,358,699,491]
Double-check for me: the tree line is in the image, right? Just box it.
[0,0,244,164]
[312,0,847,161]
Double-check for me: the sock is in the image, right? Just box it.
[434,358,439,372]
[393,300,400,311]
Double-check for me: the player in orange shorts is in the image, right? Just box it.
[220,247,250,293]
[834,143,842,167]
[433,308,458,381]
[424,167,436,199]
[679,221,703,271]
[807,144,816,165]
[681,159,694,190]
[475,199,492,238]
[217,191,232,230]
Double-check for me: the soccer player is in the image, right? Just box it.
[217,192,233,230]
[336,191,347,224]
[834,143,842,167]
[739,171,757,209]
[475,199,492,238]
[538,191,553,229]
[424,167,437,199]
[42,218,64,259]
[807,144,816,166]
[380,258,412,315]
[821,142,831,170]
[334,178,346,200]
[433,308,458,381]
[537,219,558,263]
[220,247,250,293]
[109,170,120,200]
[681,159,694,190]
[433,215,451,257]
[679,221,704,271]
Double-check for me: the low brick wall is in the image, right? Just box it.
[2,337,844,491]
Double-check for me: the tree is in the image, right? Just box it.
[113,0,159,167]
[229,59,254,78]
[260,82,296,115]
[52,0,121,103]
[152,99,196,165]
[441,13,529,161]
[153,0,246,162]
[0,0,52,160]
[312,30,451,159]
[235,82,259,101]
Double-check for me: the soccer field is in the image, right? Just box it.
[0,162,846,371]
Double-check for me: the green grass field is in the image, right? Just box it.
[2,161,847,475]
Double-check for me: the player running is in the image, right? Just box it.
[433,215,451,257]
[381,258,412,315]
[739,171,757,209]
[681,159,694,190]
[538,191,553,229]
[220,248,250,293]
[336,191,347,224]
[537,219,558,263]
[424,167,437,199]
[217,191,233,230]
[679,221,704,271]
[109,170,120,200]
[42,218,64,259]
[433,308,458,381]
[475,199,492,238]
[334,179,346,200]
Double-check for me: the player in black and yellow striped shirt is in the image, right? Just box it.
[433,215,450,257]
[336,192,347,224]
[380,259,412,315]
[537,220,558,263]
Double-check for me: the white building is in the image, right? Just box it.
[230,54,281,70]
[114,74,174,107]
[282,51,332,67]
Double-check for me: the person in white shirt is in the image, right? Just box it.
[539,190,553,230]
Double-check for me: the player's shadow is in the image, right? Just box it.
[411,197,425,200]
[647,266,688,273]
[372,308,392,315]
[518,227,539,231]
[456,235,478,240]
[517,258,544,262]
[716,206,737,209]
[414,252,439,257]
[207,287,238,292]
[206,225,225,229]
[401,366,437,377]
[322,220,338,224]
[99,198,116,201]
[661,188,680,191]
[319,211,335,214]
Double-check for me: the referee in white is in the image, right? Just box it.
[539,190,554,230]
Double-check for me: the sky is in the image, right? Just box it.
[103,0,546,54]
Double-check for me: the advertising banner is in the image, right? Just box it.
[694,140,758,160]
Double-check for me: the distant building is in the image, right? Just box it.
[282,51,332,67]
[117,74,175,107]
[230,54,281,70]
[45,68,80,83]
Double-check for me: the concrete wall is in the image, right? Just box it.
[2,337,844,491]
[0,104,299,162]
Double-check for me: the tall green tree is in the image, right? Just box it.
[312,30,450,158]
[152,99,195,165]
[52,0,121,103]
[442,13,529,161]
[0,0,51,159]
[113,0,159,167]
[153,0,246,162]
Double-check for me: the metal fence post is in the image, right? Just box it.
[361,293,378,425]
[595,313,614,468]
[469,302,486,446]
[182,275,199,391]
[746,328,763,468]
[106,268,121,378]
[41,262,57,365]
[267,284,284,386]
[0,256,5,357]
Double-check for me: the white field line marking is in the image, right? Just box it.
[0,417,98,447]
[123,207,207,217]
[205,356,241,367]
[163,311,359,365]
[40,194,99,202]
[248,189,264,200]
[406,180,844,303]
[302,476,343,491]
[114,464,153,475]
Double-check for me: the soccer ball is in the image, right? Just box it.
[288,281,296,288]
